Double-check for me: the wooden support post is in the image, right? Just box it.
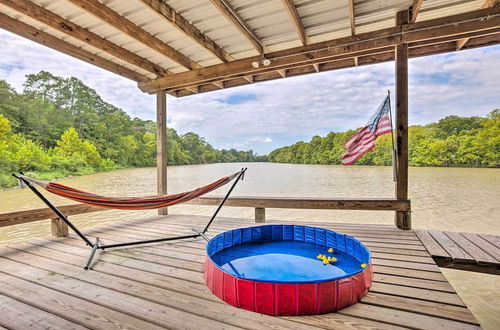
[255,208,266,223]
[157,91,168,215]
[51,217,68,237]
[395,10,411,230]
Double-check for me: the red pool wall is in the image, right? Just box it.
[204,256,373,316]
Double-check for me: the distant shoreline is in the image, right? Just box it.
[4,162,498,191]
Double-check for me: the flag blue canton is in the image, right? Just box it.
[367,95,390,132]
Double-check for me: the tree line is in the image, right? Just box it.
[269,110,499,167]
[0,71,267,188]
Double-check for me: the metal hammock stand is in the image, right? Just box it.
[12,168,247,270]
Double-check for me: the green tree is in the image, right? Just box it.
[54,127,103,167]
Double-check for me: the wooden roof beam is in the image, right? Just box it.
[141,0,232,63]
[312,63,320,72]
[242,76,254,83]
[68,0,200,70]
[410,0,424,23]
[212,81,224,89]
[348,0,356,35]
[455,0,500,50]
[482,0,500,8]
[456,38,469,50]
[158,46,395,92]
[139,7,500,93]
[209,0,264,54]
[281,0,308,45]
[174,33,500,97]
[0,0,168,76]
[186,86,199,94]
[0,12,147,81]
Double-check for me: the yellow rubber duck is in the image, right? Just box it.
[323,258,329,265]
[328,248,334,253]
[317,254,323,259]
[361,263,367,268]
[330,257,337,262]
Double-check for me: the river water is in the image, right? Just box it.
[1,163,499,328]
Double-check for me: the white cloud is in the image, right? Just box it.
[1,29,499,154]
[225,136,273,149]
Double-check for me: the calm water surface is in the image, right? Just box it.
[0,163,499,328]
[213,241,363,282]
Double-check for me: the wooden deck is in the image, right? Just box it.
[0,215,482,329]
[415,230,500,275]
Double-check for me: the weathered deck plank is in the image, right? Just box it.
[0,214,482,329]
[0,270,163,330]
[0,294,85,330]
[416,228,500,274]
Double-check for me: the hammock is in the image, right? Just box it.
[14,168,247,270]
[18,171,242,210]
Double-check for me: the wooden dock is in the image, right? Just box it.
[415,229,500,275]
[0,214,482,329]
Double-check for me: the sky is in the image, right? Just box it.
[0,29,499,155]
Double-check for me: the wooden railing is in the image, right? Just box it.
[0,197,410,236]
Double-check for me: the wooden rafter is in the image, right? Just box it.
[172,31,500,97]
[141,0,232,63]
[0,12,147,81]
[67,0,200,70]
[312,63,320,72]
[456,38,469,50]
[456,0,500,50]
[482,0,500,8]
[277,69,287,78]
[212,81,224,89]
[348,0,356,35]
[410,0,424,23]
[281,0,308,45]
[209,0,264,54]
[171,28,500,96]
[185,86,199,94]
[242,76,254,83]
[139,7,500,93]
[0,0,168,76]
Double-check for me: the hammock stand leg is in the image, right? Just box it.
[84,237,100,270]
[13,174,100,270]
[99,168,247,250]
[13,174,94,247]
[98,234,200,250]
[201,168,247,235]
[14,168,247,269]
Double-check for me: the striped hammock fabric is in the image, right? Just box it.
[19,171,242,210]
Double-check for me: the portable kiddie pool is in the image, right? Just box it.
[204,224,373,316]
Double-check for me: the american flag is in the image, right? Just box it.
[342,94,393,165]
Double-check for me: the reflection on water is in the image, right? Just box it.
[0,163,499,328]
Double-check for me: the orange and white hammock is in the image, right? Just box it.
[18,170,243,210]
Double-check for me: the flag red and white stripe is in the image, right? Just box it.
[342,95,392,165]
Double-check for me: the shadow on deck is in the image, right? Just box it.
[0,215,482,329]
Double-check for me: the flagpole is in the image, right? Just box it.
[387,90,397,183]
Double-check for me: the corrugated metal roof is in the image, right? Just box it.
[417,0,484,21]
[0,0,490,86]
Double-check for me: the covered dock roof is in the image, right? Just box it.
[1,0,499,228]
[0,0,499,97]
